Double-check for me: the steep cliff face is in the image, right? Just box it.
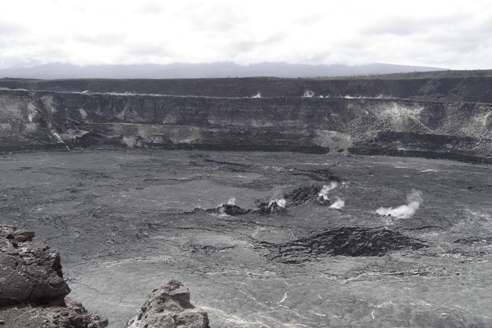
[0,88,491,162]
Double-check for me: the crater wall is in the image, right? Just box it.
[0,88,491,162]
[1,73,492,102]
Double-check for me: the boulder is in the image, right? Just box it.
[0,224,108,327]
[208,204,251,216]
[125,279,210,328]
[0,298,108,328]
[257,200,287,215]
[0,225,70,306]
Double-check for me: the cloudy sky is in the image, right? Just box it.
[1,0,491,70]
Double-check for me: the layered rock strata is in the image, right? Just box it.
[0,88,491,163]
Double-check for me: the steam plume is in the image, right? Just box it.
[318,181,338,201]
[269,199,286,208]
[252,92,261,98]
[303,90,314,98]
[376,190,423,219]
[227,197,236,205]
[329,197,345,210]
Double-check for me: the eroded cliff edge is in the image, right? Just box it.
[0,74,491,163]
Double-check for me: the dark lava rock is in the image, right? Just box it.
[261,227,426,263]
[125,279,210,328]
[257,200,288,215]
[182,243,234,256]
[0,224,108,327]
[0,225,70,306]
[0,298,109,328]
[207,204,252,216]
[283,184,322,206]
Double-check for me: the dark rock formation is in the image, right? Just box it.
[0,298,108,328]
[0,225,108,327]
[125,279,210,328]
[207,204,251,216]
[257,200,288,215]
[261,227,426,264]
[284,185,323,206]
[0,225,70,306]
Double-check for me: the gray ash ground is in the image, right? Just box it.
[1,150,492,327]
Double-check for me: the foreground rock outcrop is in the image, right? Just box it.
[125,279,210,328]
[0,225,108,328]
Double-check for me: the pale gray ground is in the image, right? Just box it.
[1,150,491,327]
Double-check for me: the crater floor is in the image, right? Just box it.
[1,150,491,327]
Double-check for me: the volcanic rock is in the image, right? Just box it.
[2,73,492,163]
[257,200,287,215]
[261,227,426,264]
[125,279,210,328]
[208,204,251,216]
[0,298,109,328]
[0,224,108,327]
[284,185,322,205]
[0,225,70,306]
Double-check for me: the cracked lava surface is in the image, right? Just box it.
[1,149,491,327]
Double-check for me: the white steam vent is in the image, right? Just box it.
[269,198,286,208]
[252,92,261,98]
[318,181,338,201]
[329,197,345,210]
[376,190,423,219]
[303,90,314,98]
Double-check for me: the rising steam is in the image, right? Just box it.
[376,190,423,219]
[252,92,261,98]
[228,197,236,205]
[318,181,338,201]
[269,198,286,208]
[303,90,314,98]
[329,197,345,209]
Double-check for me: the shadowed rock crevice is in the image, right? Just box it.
[260,227,426,263]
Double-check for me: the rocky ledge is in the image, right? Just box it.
[0,224,108,327]
[125,279,210,328]
[0,224,210,328]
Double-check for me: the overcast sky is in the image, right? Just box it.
[1,0,491,70]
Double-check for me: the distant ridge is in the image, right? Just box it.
[0,62,446,79]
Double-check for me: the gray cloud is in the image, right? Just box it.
[362,15,461,36]
[76,33,127,46]
[134,2,167,15]
[291,13,324,26]
[232,33,286,53]
[179,3,248,32]
[0,21,28,36]
[125,42,171,56]
[0,0,491,70]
